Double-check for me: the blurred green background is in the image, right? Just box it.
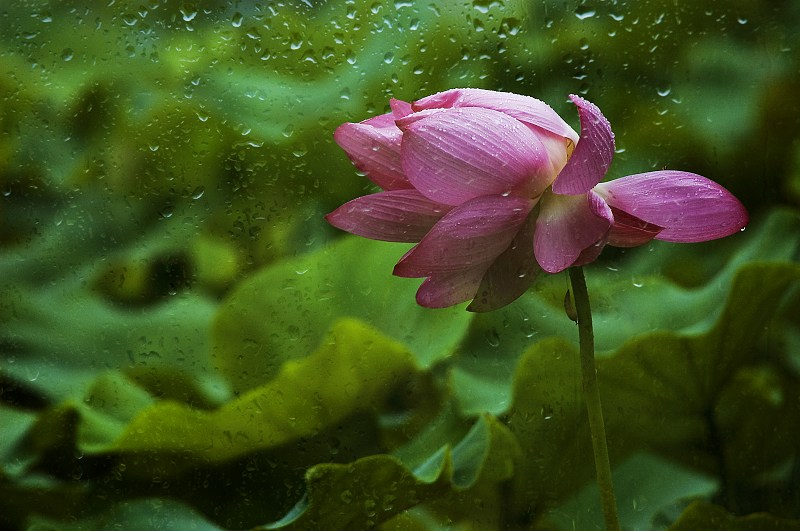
[1,1,799,529]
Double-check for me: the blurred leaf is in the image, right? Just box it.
[506,261,800,521]
[602,262,800,467]
[97,318,419,467]
[264,414,520,530]
[213,237,472,392]
[26,498,223,531]
[0,190,223,404]
[547,452,717,530]
[669,500,800,530]
[0,405,37,477]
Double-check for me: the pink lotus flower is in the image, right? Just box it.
[326,89,748,311]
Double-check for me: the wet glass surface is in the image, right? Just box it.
[1,1,799,528]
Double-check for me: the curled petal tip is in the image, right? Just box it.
[552,95,615,195]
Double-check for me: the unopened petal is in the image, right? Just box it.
[467,214,541,312]
[397,107,552,205]
[361,110,396,129]
[393,195,534,277]
[534,190,613,273]
[325,189,451,243]
[415,267,488,308]
[389,98,413,119]
[334,121,411,191]
[413,88,579,144]
[606,207,663,247]
[595,171,749,242]
[552,95,615,195]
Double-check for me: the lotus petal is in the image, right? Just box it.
[534,190,613,273]
[397,107,552,205]
[393,195,534,277]
[552,95,615,195]
[325,189,451,243]
[595,171,749,242]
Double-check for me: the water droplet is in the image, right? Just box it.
[485,328,501,347]
[541,405,554,420]
[180,5,198,22]
[495,18,520,38]
[290,34,303,50]
[191,186,205,199]
[656,84,672,97]
[472,0,492,14]
[737,17,748,25]
[231,12,243,27]
[632,279,644,288]
[61,48,74,61]
[383,52,394,64]
[575,7,596,20]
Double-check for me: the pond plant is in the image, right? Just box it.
[327,88,748,530]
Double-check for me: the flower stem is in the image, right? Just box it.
[568,266,620,531]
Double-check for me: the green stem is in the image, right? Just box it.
[568,266,621,531]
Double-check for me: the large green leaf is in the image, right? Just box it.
[263,414,520,530]
[505,261,800,523]
[547,452,717,530]
[601,262,800,467]
[90,318,420,465]
[14,319,427,526]
[0,190,223,404]
[26,498,223,531]
[669,501,800,530]
[213,237,472,392]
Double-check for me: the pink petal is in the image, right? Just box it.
[534,190,613,273]
[393,195,534,277]
[361,110,396,128]
[390,98,413,119]
[325,189,451,243]
[413,88,579,144]
[397,107,553,205]
[334,121,411,191]
[359,99,412,127]
[571,237,608,268]
[415,267,489,308]
[606,207,663,247]
[552,95,615,195]
[595,171,749,242]
[467,214,541,312]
